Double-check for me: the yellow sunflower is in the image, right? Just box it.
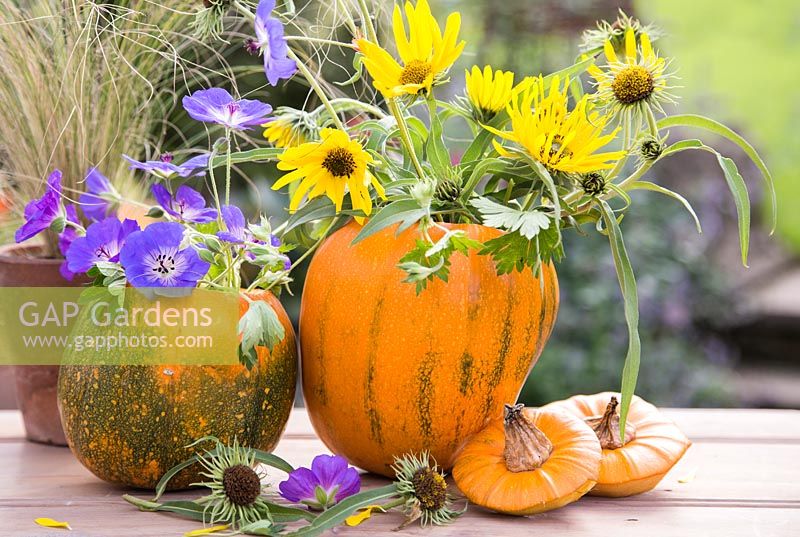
[465,65,515,120]
[356,0,465,98]
[486,76,625,174]
[588,28,676,117]
[273,128,385,222]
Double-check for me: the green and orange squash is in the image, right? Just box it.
[300,222,559,476]
[58,290,297,489]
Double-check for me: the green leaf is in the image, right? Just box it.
[287,484,398,537]
[471,196,550,239]
[124,495,208,522]
[333,53,363,87]
[351,199,427,245]
[239,300,286,368]
[284,197,337,234]
[479,226,562,276]
[251,448,295,474]
[461,127,496,165]
[260,502,315,523]
[660,139,704,158]
[657,114,775,232]
[425,97,451,177]
[598,200,640,441]
[629,181,702,233]
[153,454,202,500]
[210,148,283,168]
[459,157,508,201]
[717,155,751,267]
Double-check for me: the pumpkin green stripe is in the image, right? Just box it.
[364,294,386,446]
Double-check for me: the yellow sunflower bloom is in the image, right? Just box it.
[274,128,385,222]
[356,0,465,98]
[465,65,515,120]
[487,76,625,174]
[588,28,676,116]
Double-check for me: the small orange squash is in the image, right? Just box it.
[300,221,559,476]
[452,404,601,515]
[543,392,691,497]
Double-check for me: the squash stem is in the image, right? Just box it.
[585,396,637,449]
[503,403,552,472]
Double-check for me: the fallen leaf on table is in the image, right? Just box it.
[34,517,72,530]
[678,468,697,483]
[345,504,386,526]
[184,524,230,536]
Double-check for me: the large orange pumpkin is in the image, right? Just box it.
[300,221,559,476]
[58,290,297,489]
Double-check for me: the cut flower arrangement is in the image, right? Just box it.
[11,0,775,535]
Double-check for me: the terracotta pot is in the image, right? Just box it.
[0,243,86,445]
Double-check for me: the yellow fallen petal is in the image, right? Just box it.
[184,525,230,537]
[345,504,386,527]
[35,518,72,530]
[678,468,697,484]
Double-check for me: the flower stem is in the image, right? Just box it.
[225,129,232,207]
[230,0,346,132]
[356,0,379,43]
[644,104,659,138]
[388,99,426,180]
[285,35,357,50]
[287,48,347,131]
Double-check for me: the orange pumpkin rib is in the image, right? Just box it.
[301,221,559,476]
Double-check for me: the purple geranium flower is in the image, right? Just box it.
[79,168,117,221]
[15,170,65,243]
[254,0,297,86]
[151,184,217,223]
[124,152,210,179]
[119,222,210,288]
[182,88,272,130]
[58,205,82,281]
[278,454,360,511]
[217,205,250,244]
[66,217,140,274]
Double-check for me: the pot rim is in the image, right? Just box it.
[0,243,62,265]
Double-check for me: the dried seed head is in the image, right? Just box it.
[222,464,262,506]
[411,467,448,512]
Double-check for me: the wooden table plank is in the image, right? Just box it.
[1,408,798,536]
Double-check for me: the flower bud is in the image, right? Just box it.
[434,178,462,204]
[640,137,663,161]
[580,172,606,197]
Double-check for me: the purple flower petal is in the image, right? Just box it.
[217,205,249,244]
[66,217,140,274]
[15,170,64,243]
[182,88,272,130]
[151,184,217,223]
[255,11,296,86]
[278,454,360,509]
[278,467,319,503]
[79,168,115,221]
[119,222,209,288]
[125,153,209,179]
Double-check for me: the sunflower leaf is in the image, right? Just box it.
[351,199,427,244]
[287,484,399,537]
[657,113,775,232]
[598,200,640,441]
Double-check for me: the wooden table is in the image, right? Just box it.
[1,408,798,536]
